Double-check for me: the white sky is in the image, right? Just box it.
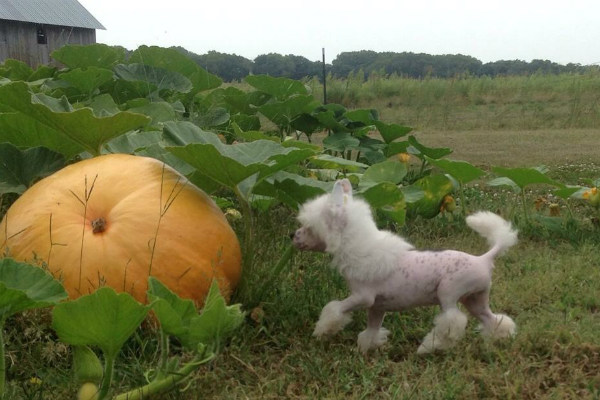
[78,0,600,66]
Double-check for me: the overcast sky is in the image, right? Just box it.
[77,0,599,66]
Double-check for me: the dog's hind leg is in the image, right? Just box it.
[417,306,467,354]
[461,291,516,339]
[357,308,389,354]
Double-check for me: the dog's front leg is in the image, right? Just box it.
[313,294,374,337]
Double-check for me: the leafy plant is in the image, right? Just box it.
[0,259,67,399]
[52,279,243,400]
[489,166,563,221]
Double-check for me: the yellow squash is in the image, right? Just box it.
[0,154,241,305]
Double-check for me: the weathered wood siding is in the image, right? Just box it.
[0,19,96,67]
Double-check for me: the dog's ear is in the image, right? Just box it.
[331,179,352,206]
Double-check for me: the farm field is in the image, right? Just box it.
[1,50,599,399]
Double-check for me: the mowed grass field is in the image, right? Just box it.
[5,73,600,399]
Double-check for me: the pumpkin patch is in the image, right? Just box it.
[0,154,241,305]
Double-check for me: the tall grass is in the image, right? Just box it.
[306,71,600,131]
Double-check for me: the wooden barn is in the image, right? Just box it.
[0,0,105,68]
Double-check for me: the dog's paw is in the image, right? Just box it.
[312,301,352,337]
[357,327,390,354]
[479,314,516,339]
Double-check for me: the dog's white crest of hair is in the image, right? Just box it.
[298,186,414,281]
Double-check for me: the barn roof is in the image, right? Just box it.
[0,0,105,30]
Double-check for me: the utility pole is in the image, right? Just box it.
[322,48,327,104]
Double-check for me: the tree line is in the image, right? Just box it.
[174,47,595,82]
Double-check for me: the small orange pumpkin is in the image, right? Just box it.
[0,154,241,305]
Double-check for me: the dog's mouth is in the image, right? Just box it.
[290,229,327,252]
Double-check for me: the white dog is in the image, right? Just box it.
[292,179,517,354]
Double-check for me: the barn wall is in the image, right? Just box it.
[0,19,96,68]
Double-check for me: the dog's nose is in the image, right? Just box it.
[289,232,295,240]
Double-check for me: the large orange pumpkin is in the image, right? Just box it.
[0,154,241,305]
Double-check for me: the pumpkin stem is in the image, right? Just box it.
[91,217,107,234]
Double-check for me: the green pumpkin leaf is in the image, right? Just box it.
[407,174,454,218]
[426,157,485,185]
[323,132,360,153]
[312,104,350,133]
[0,259,67,325]
[51,44,125,69]
[52,287,150,358]
[185,281,244,351]
[309,154,368,172]
[127,101,180,126]
[59,67,114,95]
[374,121,413,144]
[148,277,197,340]
[0,143,65,194]
[260,172,329,210]
[360,182,406,224]
[114,63,192,94]
[554,186,585,200]
[245,75,308,100]
[104,130,163,155]
[491,166,563,190]
[149,278,243,352]
[258,95,318,131]
[0,82,150,158]
[362,161,407,184]
[408,135,452,159]
[129,46,221,93]
[0,59,34,81]
[167,139,314,192]
[87,93,121,116]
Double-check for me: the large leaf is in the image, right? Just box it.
[52,287,150,358]
[185,281,244,350]
[491,166,563,190]
[407,135,452,159]
[114,63,193,93]
[0,259,67,324]
[374,121,413,144]
[128,101,180,126]
[0,82,150,158]
[103,130,163,154]
[426,157,485,185]
[360,182,407,224]
[256,172,330,210]
[129,46,221,93]
[258,95,317,130]
[51,44,125,69]
[312,104,350,133]
[245,75,308,100]
[362,160,407,185]
[407,174,454,218]
[149,278,243,352]
[322,132,360,153]
[167,140,314,192]
[148,277,197,340]
[162,120,223,147]
[0,59,34,81]
[309,154,368,172]
[0,143,65,194]
[59,67,114,95]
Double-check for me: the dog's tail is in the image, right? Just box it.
[466,211,518,259]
